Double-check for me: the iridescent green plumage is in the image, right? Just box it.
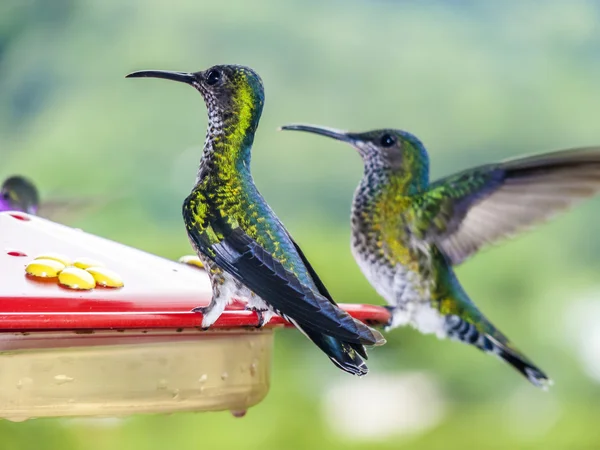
[283,123,600,388]
[126,66,384,375]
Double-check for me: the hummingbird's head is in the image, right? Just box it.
[281,124,429,183]
[0,175,39,214]
[127,65,265,138]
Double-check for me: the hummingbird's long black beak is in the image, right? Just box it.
[125,70,196,84]
[280,124,356,144]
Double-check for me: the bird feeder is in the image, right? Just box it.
[0,211,390,421]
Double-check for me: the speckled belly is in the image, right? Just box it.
[351,243,445,336]
[351,244,424,307]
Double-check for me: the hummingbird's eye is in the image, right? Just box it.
[205,70,221,86]
[1,191,8,200]
[380,133,396,148]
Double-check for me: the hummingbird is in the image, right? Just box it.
[0,175,110,221]
[0,176,39,214]
[126,65,385,375]
[282,123,600,388]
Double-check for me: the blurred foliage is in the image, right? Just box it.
[2,0,600,448]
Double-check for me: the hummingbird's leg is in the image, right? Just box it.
[245,293,273,328]
[191,261,230,330]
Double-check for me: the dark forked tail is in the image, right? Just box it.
[297,324,369,376]
[445,315,552,389]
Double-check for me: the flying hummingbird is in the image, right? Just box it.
[0,176,39,214]
[126,66,385,375]
[282,123,600,388]
[0,175,111,221]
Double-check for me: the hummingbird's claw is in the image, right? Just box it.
[191,306,212,330]
[255,310,265,328]
[245,305,269,328]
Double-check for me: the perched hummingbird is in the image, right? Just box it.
[126,65,385,375]
[0,176,39,214]
[282,123,600,388]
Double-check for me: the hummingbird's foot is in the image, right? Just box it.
[383,305,398,331]
[244,305,272,328]
[255,310,265,328]
[191,305,209,314]
[191,305,213,331]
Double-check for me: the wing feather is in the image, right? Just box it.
[191,225,379,345]
[415,147,600,264]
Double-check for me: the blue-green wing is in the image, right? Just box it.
[183,199,381,345]
[412,147,600,264]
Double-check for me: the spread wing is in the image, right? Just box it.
[411,147,600,265]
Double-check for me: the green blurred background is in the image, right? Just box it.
[2,0,600,448]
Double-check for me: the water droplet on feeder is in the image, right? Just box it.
[198,374,208,383]
[221,372,229,381]
[54,374,74,385]
[230,410,247,418]
[157,379,168,390]
[250,361,258,377]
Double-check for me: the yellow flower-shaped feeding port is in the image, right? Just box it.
[25,259,66,278]
[86,267,124,288]
[24,254,124,291]
[59,267,96,290]
[178,254,205,270]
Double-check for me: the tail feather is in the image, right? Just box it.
[485,334,552,390]
[353,318,387,347]
[445,315,552,389]
[295,322,369,376]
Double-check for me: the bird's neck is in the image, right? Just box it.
[360,164,427,200]
[196,100,263,185]
[352,165,427,234]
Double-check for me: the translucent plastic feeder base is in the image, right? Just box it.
[0,329,273,421]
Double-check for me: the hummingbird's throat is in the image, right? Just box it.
[196,108,256,183]
[196,80,263,182]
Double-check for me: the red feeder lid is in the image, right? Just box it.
[0,212,390,332]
